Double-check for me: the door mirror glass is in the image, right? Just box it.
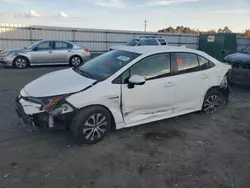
[128,75,146,85]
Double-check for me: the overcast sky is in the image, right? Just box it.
[0,0,250,32]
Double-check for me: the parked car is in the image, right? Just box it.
[16,46,231,144]
[109,36,168,51]
[0,40,90,69]
[224,45,250,85]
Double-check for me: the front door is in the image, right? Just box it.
[30,41,54,64]
[121,53,175,124]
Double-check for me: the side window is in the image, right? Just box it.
[55,42,70,50]
[158,39,167,45]
[130,53,171,80]
[148,39,159,45]
[137,39,149,46]
[36,42,53,51]
[172,53,199,74]
[198,56,215,70]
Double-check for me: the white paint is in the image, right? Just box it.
[24,68,96,97]
[19,46,231,130]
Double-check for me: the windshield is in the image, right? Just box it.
[26,41,40,50]
[78,50,141,81]
[126,39,140,46]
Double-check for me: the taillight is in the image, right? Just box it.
[84,48,89,53]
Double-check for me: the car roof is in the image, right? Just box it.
[39,40,74,44]
[118,46,203,56]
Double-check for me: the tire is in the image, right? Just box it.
[202,89,225,114]
[13,56,29,69]
[71,106,112,145]
[69,56,82,67]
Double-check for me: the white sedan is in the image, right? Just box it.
[16,46,231,144]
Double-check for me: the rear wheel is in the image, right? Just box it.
[13,56,29,69]
[71,106,112,145]
[70,56,82,67]
[202,89,225,114]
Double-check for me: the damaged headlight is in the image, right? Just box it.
[24,95,74,115]
[41,96,74,115]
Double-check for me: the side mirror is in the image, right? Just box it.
[33,47,38,51]
[128,75,145,88]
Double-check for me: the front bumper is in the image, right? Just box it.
[0,56,15,66]
[15,96,75,129]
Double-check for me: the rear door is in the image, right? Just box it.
[29,41,54,64]
[170,52,214,113]
[53,42,73,63]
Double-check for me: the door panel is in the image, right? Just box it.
[121,53,174,124]
[122,78,175,124]
[30,42,54,64]
[171,53,211,112]
[53,42,72,63]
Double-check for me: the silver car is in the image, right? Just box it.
[0,40,91,69]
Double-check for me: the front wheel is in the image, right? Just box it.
[71,106,112,145]
[202,89,225,114]
[13,56,29,69]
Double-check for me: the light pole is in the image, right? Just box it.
[144,20,147,32]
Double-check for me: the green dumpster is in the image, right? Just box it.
[198,33,237,61]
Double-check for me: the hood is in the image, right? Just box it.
[225,52,250,63]
[24,68,96,97]
[110,45,126,50]
[0,48,28,56]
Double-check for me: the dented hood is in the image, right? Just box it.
[24,68,96,97]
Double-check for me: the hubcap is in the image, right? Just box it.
[71,57,81,66]
[16,58,27,68]
[204,95,220,114]
[83,113,108,141]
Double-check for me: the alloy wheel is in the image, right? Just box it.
[203,95,221,114]
[15,58,27,68]
[83,113,108,141]
[71,57,81,66]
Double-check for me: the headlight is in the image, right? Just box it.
[1,51,11,57]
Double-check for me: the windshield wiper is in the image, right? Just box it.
[73,67,93,79]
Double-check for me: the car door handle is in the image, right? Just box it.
[201,74,209,79]
[164,81,175,87]
[48,51,53,53]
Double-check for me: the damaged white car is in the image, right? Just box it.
[16,46,231,144]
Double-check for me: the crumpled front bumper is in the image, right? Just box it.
[15,96,75,129]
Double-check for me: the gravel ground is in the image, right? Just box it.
[0,65,250,188]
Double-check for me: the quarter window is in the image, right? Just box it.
[198,56,215,70]
[130,53,171,80]
[172,53,199,74]
[158,39,167,45]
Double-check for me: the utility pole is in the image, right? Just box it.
[144,20,147,32]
